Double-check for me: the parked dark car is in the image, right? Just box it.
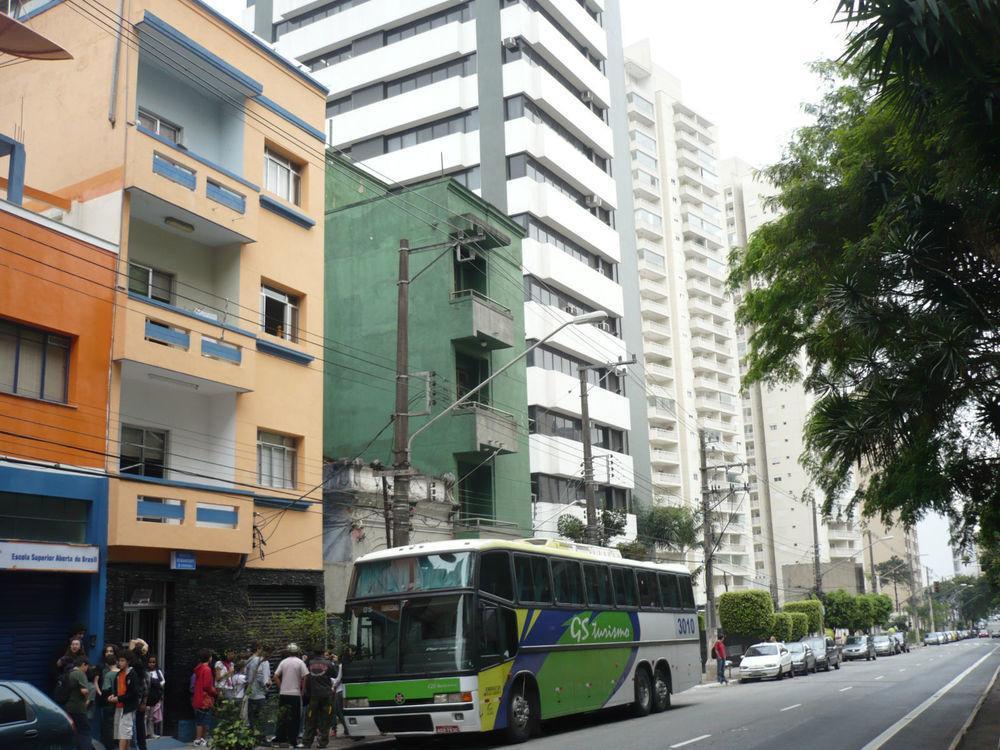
[0,681,76,750]
[800,635,841,671]
[843,635,877,661]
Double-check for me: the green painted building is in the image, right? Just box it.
[324,153,532,534]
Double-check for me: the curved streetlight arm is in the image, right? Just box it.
[404,311,606,463]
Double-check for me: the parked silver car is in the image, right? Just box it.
[843,635,877,661]
[923,631,946,645]
[872,634,895,656]
[786,642,818,675]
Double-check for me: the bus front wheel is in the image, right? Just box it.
[633,667,653,717]
[504,678,536,744]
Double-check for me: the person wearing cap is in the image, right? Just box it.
[274,644,308,748]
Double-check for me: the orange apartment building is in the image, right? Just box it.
[1,0,328,723]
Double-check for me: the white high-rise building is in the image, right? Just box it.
[720,156,864,604]
[623,41,755,596]
[241,0,652,532]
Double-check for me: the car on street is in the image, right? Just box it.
[891,632,909,653]
[843,635,877,661]
[739,642,794,682]
[872,634,896,657]
[800,636,841,671]
[0,681,76,750]
[786,642,817,675]
[980,630,990,638]
[923,632,946,645]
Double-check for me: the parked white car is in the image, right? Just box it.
[739,642,794,682]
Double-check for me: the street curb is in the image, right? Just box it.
[947,661,1000,750]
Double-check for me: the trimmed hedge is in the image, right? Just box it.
[788,612,809,641]
[770,612,793,642]
[783,599,824,634]
[718,590,775,640]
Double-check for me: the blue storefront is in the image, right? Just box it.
[0,463,108,692]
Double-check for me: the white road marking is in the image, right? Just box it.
[780,704,801,712]
[859,645,999,750]
[839,686,853,692]
[670,735,711,748]
[874,675,885,681]
[899,668,906,672]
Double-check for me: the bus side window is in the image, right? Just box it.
[659,573,681,609]
[514,554,552,603]
[480,604,518,665]
[678,575,695,609]
[480,551,514,600]
[551,559,585,606]
[611,566,638,608]
[636,570,661,609]
[583,563,613,608]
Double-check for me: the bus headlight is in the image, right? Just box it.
[345,698,369,708]
[433,692,472,704]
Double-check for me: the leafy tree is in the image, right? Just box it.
[718,590,775,641]
[822,589,858,631]
[557,509,627,547]
[729,2,1000,557]
[872,594,894,628]
[853,594,881,633]
[638,505,700,554]
[875,555,914,611]
[788,612,810,642]
[770,613,793,642]
[783,599,824,635]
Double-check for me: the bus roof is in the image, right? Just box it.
[353,538,692,575]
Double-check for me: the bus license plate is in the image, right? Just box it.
[436,726,460,734]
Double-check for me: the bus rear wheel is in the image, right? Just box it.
[652,665,671,713]
[633,667,653,717]
[504,678,535,744]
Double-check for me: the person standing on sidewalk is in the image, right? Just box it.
[64,656,93,750]
[245,643,271,734]
[301,651,334,749]
[713,635,728,685]
[274,644,308,748]
[191,649,217,747]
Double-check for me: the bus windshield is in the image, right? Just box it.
[345,594,474,679]
[351,553,474,598]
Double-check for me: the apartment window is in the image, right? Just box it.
[531,473,581,505]
[504,95,609,173]
[137,108,182,144]
[449,165,482,191]
[635,208,662,229]
[128,262,173,304]
[632,150,657,171]
[523,276,621,338]
[272,0,372,39]
[264,149,302,205]
[384,2,474,44]
[0,320,70,403]
[326,95,352,117]
[257,430,297,489]
[385,54,476,99]
[526,342,623,394]
[502,0,604,70]
[260,285,300,342]
[303,44,353,74]
[502,40,607,122]
[508,154,615,228]
[630,130,657,153]
[512,214,616,280]
[120,426,167,478]
[529,407,581,442]
[384,109,479,153]
[136,497,183,525]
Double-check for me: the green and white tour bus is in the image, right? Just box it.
[341,538,701,743]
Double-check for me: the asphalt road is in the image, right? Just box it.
[381,639,999,750]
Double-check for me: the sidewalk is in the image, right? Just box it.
[143,734,392,750]
[955,664,1000,750]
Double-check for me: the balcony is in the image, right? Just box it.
[646,362,674,385]
[687,277,727,300]
[634,210,664,241]
[637,248,667,280]
[649,427,678,445]
[522,238,624,316]
[685,256,728,282]
[109,478,251,554]
[642,299,670,321]
[526,367,630,430]
[642,320,672,342]
[450,290,515,350]
[700,417,740,435]
[673,109,714,140]
[645,341,673,363]
[653,472,682,487]
[677,165,720,196]
[688,298,730,323]
[648,395,677,422]
[691,336,733,358]
[627,92,655,125]
[693,375,733,391]
[651,449,680,466]
[529,434,634,489]
[632,169,661,201]
[454,402,519,454]
[696,394,738,414]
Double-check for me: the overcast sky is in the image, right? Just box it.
[618,0,956,581]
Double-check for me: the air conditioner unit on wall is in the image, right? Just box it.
[585,195,603,208]
[581,91,594,103]
[456,244,478,263]
[503,36,519,50]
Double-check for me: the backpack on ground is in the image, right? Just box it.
[54,671,73,705]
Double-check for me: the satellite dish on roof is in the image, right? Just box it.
[0,10,72,60]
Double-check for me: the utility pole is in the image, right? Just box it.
[699,429,716,635]
[811,492,823,597]
[867,530,879,594]
[381,476,393,549]
[578,367,598,545]
[391,239,411,548]
[578,356,636,545]
[925,566,936,632]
